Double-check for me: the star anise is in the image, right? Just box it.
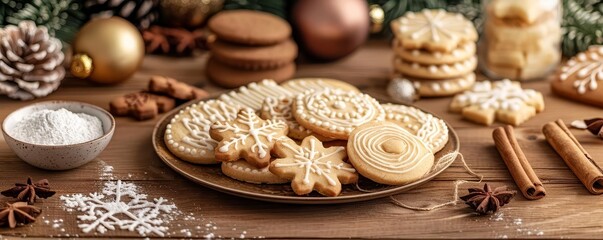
[0,202,42,228]
[1,177,56,204]
[584,118,603,138]
[460,183,516,215]
[143,26,212,55]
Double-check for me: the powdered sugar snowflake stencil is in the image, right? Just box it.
[212,108,287,159]
[60,180,176,237]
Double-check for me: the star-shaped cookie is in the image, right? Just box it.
[270,136,358,197]
[210,108,288,168]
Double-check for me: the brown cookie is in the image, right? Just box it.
[552,46,603,108]
[210,39,297,70]
[208,10,291,46]
[206,57,295,88]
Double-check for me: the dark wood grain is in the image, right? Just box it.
[1,40,602,239]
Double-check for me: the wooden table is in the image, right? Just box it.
[1,40,602,239]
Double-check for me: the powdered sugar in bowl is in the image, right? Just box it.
[1,101,115,170]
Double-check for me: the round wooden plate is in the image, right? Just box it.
[152,101,460,204]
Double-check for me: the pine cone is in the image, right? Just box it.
[0,21,65,100]
[84,0,159,30]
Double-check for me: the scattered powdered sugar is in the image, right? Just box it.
[9,108,103,145]
[488,211,545,238]
[60,180,177,237]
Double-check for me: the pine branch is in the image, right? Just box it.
[562,0,603,56]
[223,0,287,19]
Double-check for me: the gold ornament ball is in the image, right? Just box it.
[71,17,145,84]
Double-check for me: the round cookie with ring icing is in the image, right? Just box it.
[165,100,239,164]
[347,121,435,185]
[221,160,289,184]
[292,88,385,140]
[382,103,449,153]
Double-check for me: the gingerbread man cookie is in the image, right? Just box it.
[450,80,545,126]
[210,108,288,168]
[552,46,603,108]
[293,89,384,140]
[270,136,358,197]
[347,121,435,185]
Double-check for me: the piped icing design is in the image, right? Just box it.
[453,79,541,111]
[261,96,312,140]
[382,103,449,153]
[559,45,603,94]
[293,88,385,140]
[165,100,239,164]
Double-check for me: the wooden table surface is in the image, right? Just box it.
[1,40,602,239]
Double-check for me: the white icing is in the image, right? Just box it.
[396,9,474,44]
[350,123,432,174]
[294,89,384,135]
[261,96,312,137]
[382,103,449,152]
[454,79,539,111]
[218,79,293,110]
[212,108,287,159]
[559,46,603,94]
[274,138,355,186]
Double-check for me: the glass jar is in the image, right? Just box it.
[478,0,562,81]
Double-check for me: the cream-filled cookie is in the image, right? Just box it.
[292,89,385,140]
[347,121,435,185]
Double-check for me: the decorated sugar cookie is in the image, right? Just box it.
[411,72,476,97]
[270,136,358,197]
[210,108,288,168]
[450,79,545,126]
[218,79,294,110]
[293,89,385,140]
[393,40,476,65]
[281,78,360,94]
[382,103,449,153]
[347,121,434,185]
[165,100,239,164]
[391,9,478,52]
[552,46,603,108]
[260,96,314,140]
[221,160,288,184]
[393,56,477,80]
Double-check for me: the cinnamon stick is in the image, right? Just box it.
[543,119,603,194]
[493,125,546,200]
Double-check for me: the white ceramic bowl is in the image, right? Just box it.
[1,101,115,170]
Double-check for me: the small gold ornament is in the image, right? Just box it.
[369,4,385,34]
[70,17,145,84]
[159,0,224,28]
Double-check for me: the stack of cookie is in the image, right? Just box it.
[481,0,561,80]
[164,78,451,197]
[390,9,478,97]
[206,10,297,88]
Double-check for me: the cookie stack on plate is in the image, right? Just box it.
[206,10,297,88]
[390,9,478,97]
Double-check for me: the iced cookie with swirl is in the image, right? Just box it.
[270,136,358,197]
[165,100,239,164]
[347,121,434,185]
[450,79,545,126]
[382,103,449,153]
[552,46,603,108]
[210,108,288,168]
[292,89,385,140]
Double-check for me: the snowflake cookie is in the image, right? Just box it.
[165,100,239,164]
[60,181,177,237]
[210,108,288,168]
[450,79,545,126]
[270,136,358,197]
[293,88,385,140]
[552,45,603,108]
[391,9,478,52]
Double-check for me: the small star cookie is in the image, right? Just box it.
[270,136,358,197]
[210,108,288,168]
[450,79,545,126]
